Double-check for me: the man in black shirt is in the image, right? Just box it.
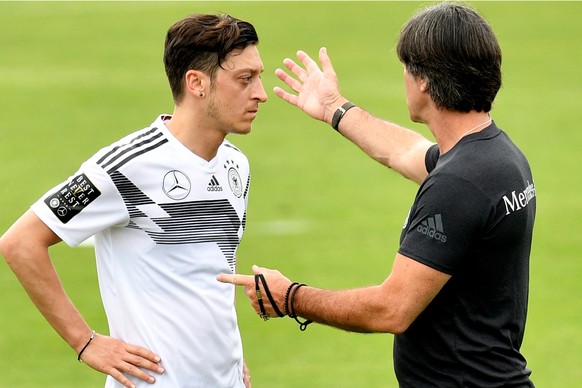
[219,2,536,386]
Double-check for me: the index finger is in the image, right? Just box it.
[217,273,254,286]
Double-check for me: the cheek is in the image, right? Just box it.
[404,86,415,108]
[218,88,241,108]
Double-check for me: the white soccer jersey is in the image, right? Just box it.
[32,115,250,387]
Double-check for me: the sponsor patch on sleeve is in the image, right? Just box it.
[44,173,101,224]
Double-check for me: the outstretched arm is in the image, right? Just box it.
[274,47,434,184]
[0,210,164,387]
[218,255,450,334]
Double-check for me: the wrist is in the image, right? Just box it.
[70,326,95,354]
[77,330,96,362]
[284,282,299,316]
[324,97,350,125]
[330,101,356,131]
[288,283,313,331]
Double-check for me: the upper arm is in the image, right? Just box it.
[394,137,435,184]
[338,109,435,184]
[0,210,62,263]
[380,253,450,333]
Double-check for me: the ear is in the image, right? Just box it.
[184,70,209,97]
[419,77,429,93]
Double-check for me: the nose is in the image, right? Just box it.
[254,78,268,103]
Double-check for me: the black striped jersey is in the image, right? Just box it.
[32,115,249,387]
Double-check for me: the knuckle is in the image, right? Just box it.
[131,355,148,367]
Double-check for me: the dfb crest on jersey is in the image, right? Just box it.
[224,160,242,198]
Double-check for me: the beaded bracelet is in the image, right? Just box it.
[284,282,299,316]
[289,283,313,331]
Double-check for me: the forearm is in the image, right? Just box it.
[288,255,450,334]
[0,213,92,354]
[333,104,434,184]
[6,246,91,352]
[291,285,407,334]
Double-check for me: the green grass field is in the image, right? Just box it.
[1,1,581,387]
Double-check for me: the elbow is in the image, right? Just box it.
[0,233,18,267]
[0,234,9,261]
[0,231,33,269]
[389,320,412,335]
[360,287,418,334]
[375,319,411,335]
[369,309,414,335]
[375,154,426,185]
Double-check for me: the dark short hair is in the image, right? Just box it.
[164,14,259,103]
[396,2,502,113]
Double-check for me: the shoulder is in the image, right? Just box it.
[220,139,249,164]
[220,138,245,154]
[89,122,169,173]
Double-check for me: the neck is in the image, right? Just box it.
[165,108,225,162]
[427,111,492,154]
[456,116,492,140]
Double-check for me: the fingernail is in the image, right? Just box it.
[154,356,161,362]
[158,367,165,374]
[149,376,155,383]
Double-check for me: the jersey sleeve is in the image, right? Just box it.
[31,160,129,247]
[425,144,440,173]
[398,173,493,274]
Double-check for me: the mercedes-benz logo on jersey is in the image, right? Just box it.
[162,170,191,200]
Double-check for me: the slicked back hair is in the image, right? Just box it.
[397,2,502,113]
[164,14,259,103]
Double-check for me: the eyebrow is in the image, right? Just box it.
[232,67,264,75]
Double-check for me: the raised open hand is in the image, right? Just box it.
[273,47,348,125]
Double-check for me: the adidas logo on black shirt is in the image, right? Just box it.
[417,214,447,242]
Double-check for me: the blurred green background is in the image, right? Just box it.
[1,1,580,387]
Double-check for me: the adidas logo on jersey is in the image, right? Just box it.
[207,175,223,192]
[417,214,447,242]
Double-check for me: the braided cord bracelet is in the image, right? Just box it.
[77,330,96,362]
[255,274,285,320]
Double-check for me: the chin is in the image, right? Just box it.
[228,126,252,135]
[409,113,425,125]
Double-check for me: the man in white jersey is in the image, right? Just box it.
[0,14,266,388]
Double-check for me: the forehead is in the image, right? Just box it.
[221,45,264,74]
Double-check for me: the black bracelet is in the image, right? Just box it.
[289,283,313,331]
[331,102,356,131]
[77,330,96,362]
[284,282,299,316]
